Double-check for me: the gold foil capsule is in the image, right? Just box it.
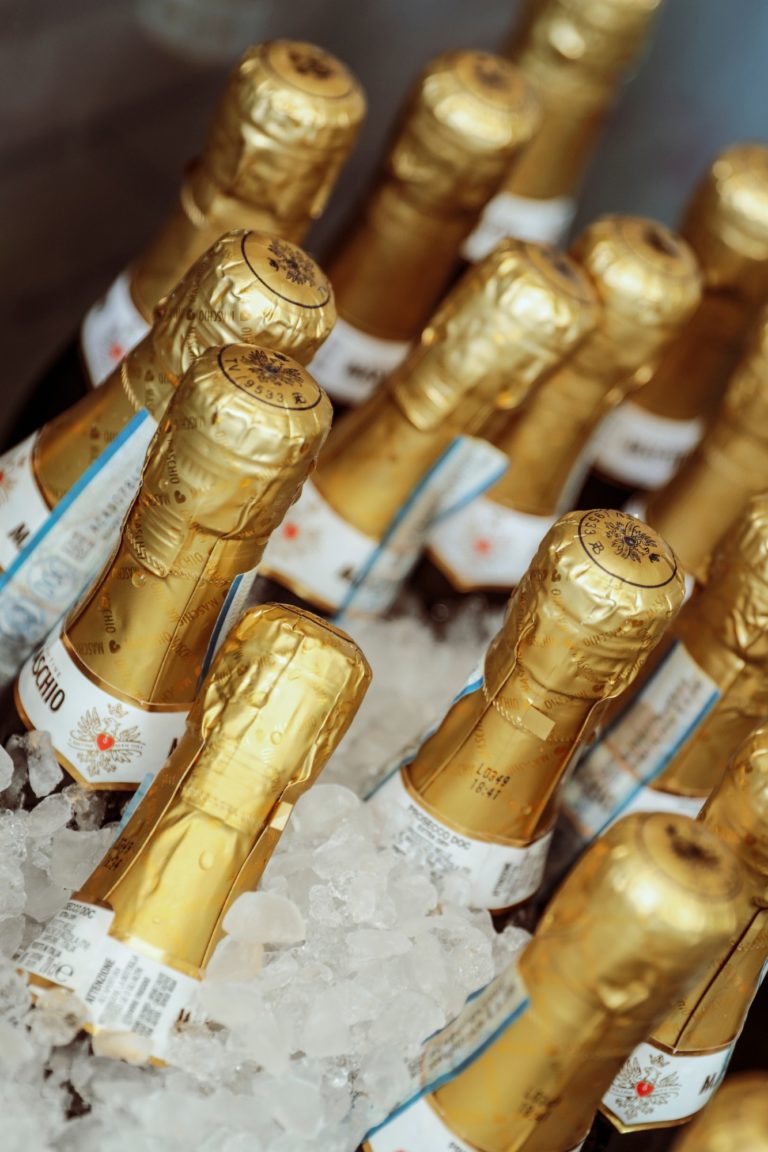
[20,604,370,1060]
[131,40,366,317]
[644,307,768,581]
[490,215,702,518]
[33,230,336,507]
[672,1073,768,1151]
[405,509,683,845]
[427,812,747,1152]
[327,51,541,343]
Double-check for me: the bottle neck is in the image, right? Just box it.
[33,337,170,507]
[645,419,768,582]
[490,360,623,517]
[64,530,260,708]
[431,952,654,1152]
[130,164,303,321]
[632,293,749,422]
[314,389,456,539]
[328,181,476,342]
[405,661,600,844]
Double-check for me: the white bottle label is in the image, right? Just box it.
[17,626,187,787]
[370,768,552,911]
[364,1097,477,1152]
[261,437,507,617]
[603,1039,735,1128]
[592,401,704,490]
[308,317,411,406]
[16,900,197,1061]
[0,411,156,685]
[461,192,577,263]
[0,433,53,571]
[562,643,718,843]
[80,270,150,387]
[427,494,556,591]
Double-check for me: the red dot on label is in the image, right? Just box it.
[635,1081,654,1097]
[96,733,115,752]
[283,522,299,540]
[473,537,492,555]
[109,343,124,361]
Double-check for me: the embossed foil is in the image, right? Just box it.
[501,0,664,202]
[23,605,369,1048]
[428,813,747,1151]
[59,346,331,710]
[644,310,768,581]
[671,1073,768,1151]
[607,495,768,800]
[405,509,683,846]
[328,51,541,341]
[631,143,768,422]
[33,231,335,507]
[308,241,598,543]
[490,216,702,516]
[131,40,365,317]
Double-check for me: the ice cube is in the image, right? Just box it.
[302,993,350,1058]
[346,929,412,965]
[205,937,264,982]
[222,892,305,946]
[26,793,71,839]
[49,827,112,890]
[290,784,361,843]
[0,745,14,792]
[24,731,64,798]
[90,1029,154,1065]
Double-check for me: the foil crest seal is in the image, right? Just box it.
[77,603,370,971]
[144,230,336,411]
[389,50,541,212]
[185,40,366,236]
[125,344,331,578]
[488,510,684,700]
[391,239,598,431]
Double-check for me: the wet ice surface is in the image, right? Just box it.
[0,600,532,1152]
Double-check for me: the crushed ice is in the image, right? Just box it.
[0,603,529,1151]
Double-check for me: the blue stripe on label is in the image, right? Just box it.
[364,674,483,800]
[429,459,508,526]
[585,643,719,842]
[200,572,243,683]
[333,438,464,621]
[362,994,530,1139]
[0,409,151,590]
[113,771,154,840]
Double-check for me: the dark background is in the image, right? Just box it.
[2,0,767,439]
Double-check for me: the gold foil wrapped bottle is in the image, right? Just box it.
[10,344,332,791]
[603,723,768,1132]
[7,38,363,444]
[369,509,683,913]
[15,604,371,1063]
[363,812,747,1152]
[641,306,768,583]
[563,494,768,846]
[424,216,702,599]
[671,1074,768,1152]
[463,0,665,263]
[583,143,768,508]
[309,51,540,408]
[257,239,598,619]
[0,231,335,678]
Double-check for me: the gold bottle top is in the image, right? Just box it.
[405,508,683,846]
[634,143,768,420]
[34,230,335,506]
[77,604,371,973]
[131,40,365,316]
[490,216,702,516]
[672,1073,768,1152]
[703,720,768,893]
[502,0,663,201]
[431,812,747,1152]
[65,345,332,706]
[312,242,598,542]
[392,239,598,431]
[644,312,768,582]
[388,50,541,214]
